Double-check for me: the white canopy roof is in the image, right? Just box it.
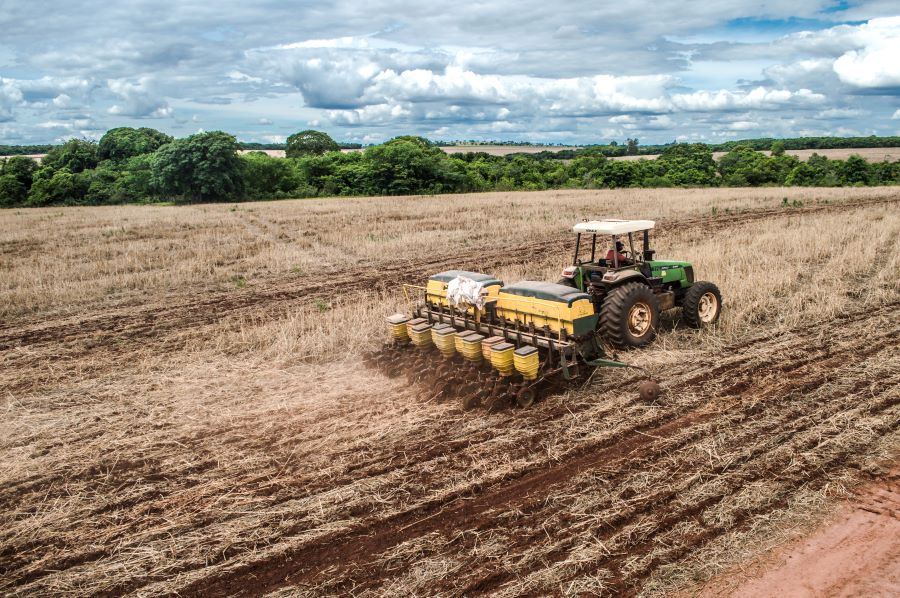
[572,219,655,235]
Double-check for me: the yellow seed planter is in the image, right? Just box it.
[490,342,515,376]
[386,313,410,342]
[409,322,433,348]
[514,346,540,380]
[431,324,456,357]
[460,333,485,363]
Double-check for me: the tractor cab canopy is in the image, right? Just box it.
[571,219,656,270]
[572,219,655,236]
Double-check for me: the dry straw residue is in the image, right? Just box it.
[0,187,897,596]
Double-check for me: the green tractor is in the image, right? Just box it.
[557,219,722,348]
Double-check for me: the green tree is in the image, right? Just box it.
[82,163,123,204]
[111,154,157,202]
[567,150,608,184]
[294,151,363,196]
[151,131,243,202]
[285,130,340,158]
[361,136,462,195]
[868,160,900,185]
[26,168,90,205]
[1,156,40,189]
[98,127,173,162]
[634,159,669,187]
[717,145,798,186]
[770,140,786,156]
[41,138,99,173]
[596,160,639,188]
[626,138,639,156]
[839,155,870,185]
[658,144,717,186]
[784,153,840,186]
[241,151,305,198]
[0,174,26,206]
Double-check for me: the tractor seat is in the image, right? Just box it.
[499,281,590,306]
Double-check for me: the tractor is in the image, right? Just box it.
[374,218,722,409]
[557,219,722,348]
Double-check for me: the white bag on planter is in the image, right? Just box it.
[446,276,485,309]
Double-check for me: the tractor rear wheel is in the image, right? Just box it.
[682,281,722,328]
[600,282,660,348]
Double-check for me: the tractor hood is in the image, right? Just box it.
[647,260,692,269]
[647,260,694,285]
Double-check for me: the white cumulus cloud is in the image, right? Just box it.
[2,1,900,143]
[107,77,173,118]
[832,16,900,88]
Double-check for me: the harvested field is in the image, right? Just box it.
[438,146,898,161]
[439,145,583,155]
[614,146,900,163]
[1,187,898,596]
[12,146,899,163]
[353,146,900,161]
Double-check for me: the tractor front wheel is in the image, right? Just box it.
[682,281,722,328]
[600,282,660,348]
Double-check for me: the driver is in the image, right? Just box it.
[606,240,632,266]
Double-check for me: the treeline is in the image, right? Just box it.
[513,135,900,160]
[1,129,899,207]
[0,144,54,156]
[714,135,900,151]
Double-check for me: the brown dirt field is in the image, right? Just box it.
[613,147,899,162]
[690,468,900,597]
[12,146,900,162]
[439,145,583,155]
[1,188,898,596]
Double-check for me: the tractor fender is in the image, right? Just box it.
[602,270,648,287]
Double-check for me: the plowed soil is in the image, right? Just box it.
[1,191,898,596]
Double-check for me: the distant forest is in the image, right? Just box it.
[1,129,898,207]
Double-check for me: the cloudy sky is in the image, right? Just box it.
[1,1,899,145]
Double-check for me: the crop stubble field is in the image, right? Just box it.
[1,187,898,596]
[11,146,899,162]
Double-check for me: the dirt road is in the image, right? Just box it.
[695,469,900,597]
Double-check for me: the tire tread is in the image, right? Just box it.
[682,281,722,328]
[600,282,660,348]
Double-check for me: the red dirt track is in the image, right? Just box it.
[696,469,900,597]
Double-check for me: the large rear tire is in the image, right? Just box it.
[682,281,722,328]
[600,282,660,349]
